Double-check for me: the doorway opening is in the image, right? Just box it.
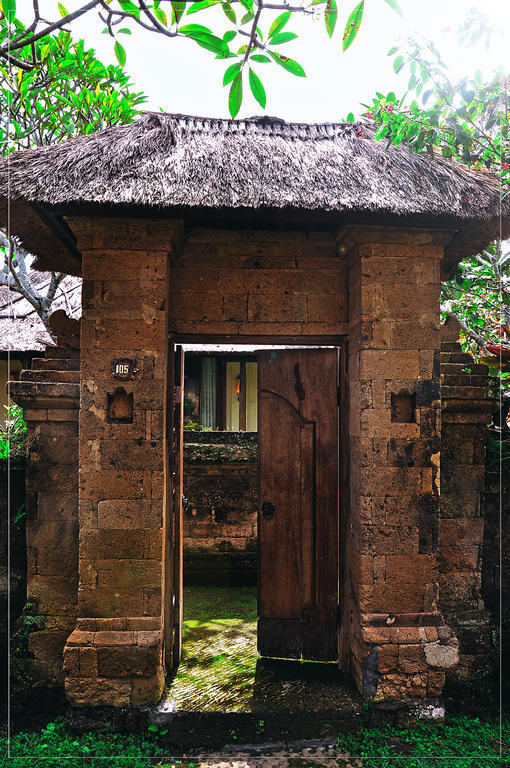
[164,341,345,712]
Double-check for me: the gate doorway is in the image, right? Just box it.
[164,341,342,696]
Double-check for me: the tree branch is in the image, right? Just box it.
[0,0,101,57]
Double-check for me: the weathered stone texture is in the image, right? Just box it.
[168,228,347,336]
[482,442,510,617]
[439,318,496,680]
[61,217,179,706]
[9,313,80,687]
[183,447,257,584]
[343,227,450,700]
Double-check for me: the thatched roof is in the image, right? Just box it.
[0,112,508,272]
[0,271,81,352]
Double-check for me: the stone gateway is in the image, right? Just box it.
[1,113,505,709]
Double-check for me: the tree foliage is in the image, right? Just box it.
[362,29,510,393]
[0,20,146,337]
[0,0,403,117]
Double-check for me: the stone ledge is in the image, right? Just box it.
[64,626,164,707]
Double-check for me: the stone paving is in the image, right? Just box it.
[164,586,361,714]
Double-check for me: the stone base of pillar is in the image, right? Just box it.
[63,618,164,708]
[350,612,459,700]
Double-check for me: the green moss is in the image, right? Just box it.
[167,586,258,712]
[183,442,256,463]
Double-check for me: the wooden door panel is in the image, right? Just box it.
[258,348,339,661]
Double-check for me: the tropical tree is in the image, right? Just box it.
[0,0,404,117]
[361,30,510,410]
[0,25,146,338]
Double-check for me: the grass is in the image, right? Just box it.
[3,588,509,766]
[1,713,509,767]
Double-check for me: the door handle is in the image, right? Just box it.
[262,501,275,520]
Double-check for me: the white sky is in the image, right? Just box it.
[31,1,510,120]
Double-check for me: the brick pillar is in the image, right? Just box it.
[439,316,496,679]
[9,313,80,687]
[63,217,182,708]
[342,227,458,700]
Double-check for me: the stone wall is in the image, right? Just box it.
[168,227,347,336]
[59,218,182,708]
[438,319,496,681]
[11,219,501,708]
[0,456,26,702]
[343,227,456,701]
[183,433,257,585]
[9,312,80,690]
[482,437,510,615]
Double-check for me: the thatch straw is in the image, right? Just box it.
[0,112,505,219]
[0,113,508,273]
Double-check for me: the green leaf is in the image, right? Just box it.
[268,51,305,77]
[118,0,140,18]
[383,0,403,17]
[249,68,266,108]
[171,1,186,24]
[393,54,404,73]
[179,24,213,34]
[118,27,132,34]
[269,32,298,45]
[250,54,271,63]
[387,46,398,56]
[57,3,68,17]
[114,41,126,67]
[325,0,337,38]
[346,112,355,122]
[343,1,364,52]
[239,0,254,12]
[184,31,229,56]
[223,61,241,86]
[222,2,236,23]
[223,30,236,42]
[187,0,221,14]
[241,12,254,24]
[229,72,243,118]
[1,0,16,22]
[154,5,168,25]
[268,11,291,39]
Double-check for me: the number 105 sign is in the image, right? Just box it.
[110,358,138,380]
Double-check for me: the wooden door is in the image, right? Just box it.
[258,348,339,661]
[164,343,184,672]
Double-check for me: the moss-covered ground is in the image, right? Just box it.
[165,586,360,713]
[166,586,259,711]
[2,588,509,766]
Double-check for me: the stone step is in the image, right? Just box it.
[441,363,489,375]
[31,357,80,371]
[66,699,442,748]
[442,385,490,400]
[46,344,80,359]
[441,342,463,352]
[20,369,80,384]
[442,374,490,387]
[440,351,476,364]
